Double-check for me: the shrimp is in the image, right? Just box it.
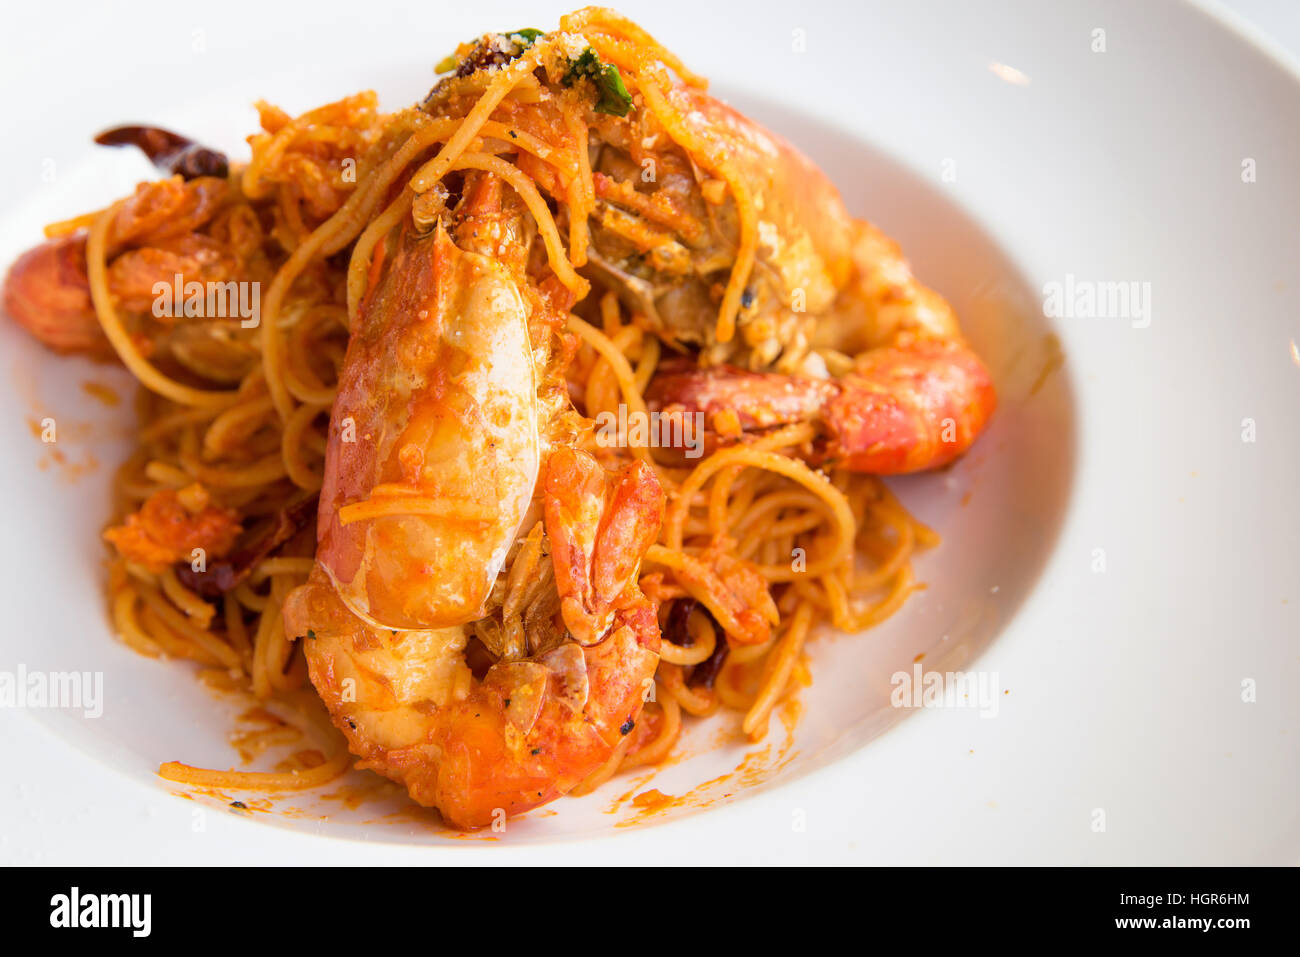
[315,172,541,631]
[2,234,112,358]
[283,172,666,826]
[646,342,995,475]
[583,81,855,371]
[644,218,996,474]
[3,175,246,359]
[284,452,663,828]
[574,69,996,472]
[650,350,995,475]
[3,109,358,363]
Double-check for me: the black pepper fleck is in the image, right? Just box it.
[619,718,635,735]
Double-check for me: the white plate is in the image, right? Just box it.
[0,0,1296,864]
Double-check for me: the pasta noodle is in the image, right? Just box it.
[63,20,939,803]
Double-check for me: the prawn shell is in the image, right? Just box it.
[318,222,540,630]
[2,234,112,358]
[677,85,854,313]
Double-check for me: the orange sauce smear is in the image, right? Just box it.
[610,694,804,828]
[81,380,121,406]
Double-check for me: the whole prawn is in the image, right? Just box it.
[283,171,665,827]
[559,12,998,472]
[644,218,997,474]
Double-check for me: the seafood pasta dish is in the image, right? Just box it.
[2,8,995,828]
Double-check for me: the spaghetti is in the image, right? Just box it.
[33,11,944,807]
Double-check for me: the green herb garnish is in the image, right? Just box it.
[505,28,544,48]
[434,28,543,75]
[564,48,633,116]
